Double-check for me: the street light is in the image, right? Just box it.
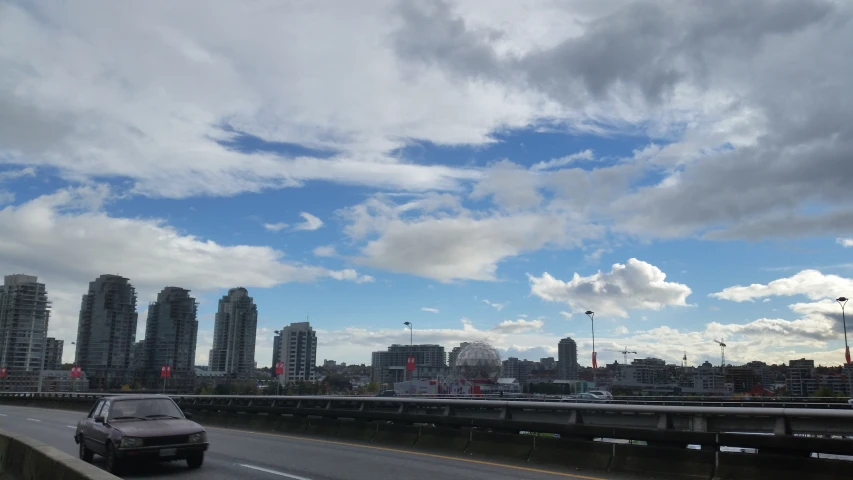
[403,322,415,383]
[838,297,850,397]
[585,311,596,387]
[274,330,281,395]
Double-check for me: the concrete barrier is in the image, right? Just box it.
[371,423,419,448]
[414,427,471,455]
[528,436,612,471]
[715,451,853,480]
[276,415,309,434]
[465,431,534,462]
[336,420,377,442]
[306,418,341,437]
[610,444,714,479]
[0,428,118,480]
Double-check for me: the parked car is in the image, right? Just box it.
[74,394,208,474]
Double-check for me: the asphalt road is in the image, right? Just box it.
[0,405,653,480]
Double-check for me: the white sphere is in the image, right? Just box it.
[454,341,502,380]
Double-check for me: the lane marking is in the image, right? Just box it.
[26,418,41,422]
[239,464,313,480]
[0,413,6,416]
[208,427,606,480]
[67,425,76,429]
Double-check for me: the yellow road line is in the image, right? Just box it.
[205,426,608,480]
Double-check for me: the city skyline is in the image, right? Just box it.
[1,270,853,372]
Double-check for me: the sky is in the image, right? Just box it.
[1,0,852,370]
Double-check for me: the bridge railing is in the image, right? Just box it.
[3,392,853,479]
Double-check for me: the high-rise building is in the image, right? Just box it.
[502,357,520,379]
[272,334,281,371]
[44,337,64,370]
[144,287,198,391]
[75,274,138,389]
[371,344,447,385]
[0,274,51,391]
[208,288,257,378]
[449,342,469,368]
[558,337,578,380]
[276,322,317,384]
[787,358,816,397]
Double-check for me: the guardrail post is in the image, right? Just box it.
[774,416,791,435]
[358,402,369,412]
[690,415,707,432]
[499,407,513,420]
[568,410,583,425]
[397,404,408,414]
[442,405,454,417]
[656,413,672,430]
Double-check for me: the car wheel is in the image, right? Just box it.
[78,438,94,463]
[105,444,123,475]
[186,452,204,469]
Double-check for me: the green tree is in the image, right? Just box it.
[811,387,840,398]
[365,382,380,394]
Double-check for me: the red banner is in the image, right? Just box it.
[406,356,416,371]
[0,367,5,378]
[275,361,284,375]
[70,366,81,378]
[846,346,851,365]
[592,351,598,369]
[166,366,172,378]
[161,366,172,378]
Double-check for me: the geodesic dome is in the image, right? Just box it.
[454,341,502,380]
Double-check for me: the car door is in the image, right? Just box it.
[81,400,104,453]
[89,400,112,455]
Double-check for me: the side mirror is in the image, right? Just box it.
[94,416,105,424]
[183,412,193,420]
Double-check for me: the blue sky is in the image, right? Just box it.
[1,0,852,368]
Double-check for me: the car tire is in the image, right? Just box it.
[105,444,123,475]
[78,438,94,463]
[187,452,204,469]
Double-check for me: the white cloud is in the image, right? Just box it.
[420,307,439,313]
[492,319,544,334]
[529,258,693,317]
[613,326,629,335]
[711,270,853,302]
[0,167,36,181]
[0,191,14,205]
[470,159,540,210]
[0,186,374,353]
[530,149,594,171]
[313,245,337,257]
[482,299,505,311]
[293,212,323,231]
[838,238,853,248]
[340,194,600,282]
[263,222,289,232]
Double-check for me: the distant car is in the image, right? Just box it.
[74,394,208,474]
[375,390,397,397]
[587,390,614,401]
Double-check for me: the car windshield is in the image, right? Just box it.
[109,398,184,421]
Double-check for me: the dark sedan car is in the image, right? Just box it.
[75,394,208,474]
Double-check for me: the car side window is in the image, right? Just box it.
[88,400,104,419]
[100,401,111,420]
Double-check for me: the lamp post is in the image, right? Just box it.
[585,311,596,387]
[838,297,850,397]
[274,330,281,395]
[403,322,414,386]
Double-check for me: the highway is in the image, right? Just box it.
[0,405,653,480]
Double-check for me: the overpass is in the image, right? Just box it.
[1,392,852,479]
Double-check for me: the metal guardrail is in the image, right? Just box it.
[5,392,853,436]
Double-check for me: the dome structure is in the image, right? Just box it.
[454,341,502,380]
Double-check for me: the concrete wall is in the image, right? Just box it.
[0,428,118,480]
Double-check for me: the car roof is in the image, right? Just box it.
[102,394,174,401]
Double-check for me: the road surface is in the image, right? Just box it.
[0,404,652,480]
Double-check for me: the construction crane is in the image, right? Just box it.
[713,339,727,374]
[607,347,638,364]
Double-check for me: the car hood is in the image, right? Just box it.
[111,419,204,437]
